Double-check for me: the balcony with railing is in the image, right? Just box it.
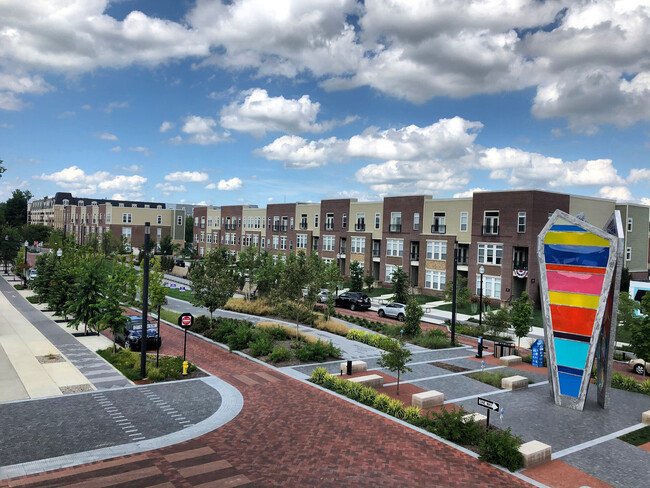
[431,224,446,234]
[389,223,402,233]
[299,222,308,230]
[410,252,419,261]
[325,223,334,231]
[482,224,500,235]
[355,222,365,231]
[513,260,528,270]
[372,248,381,258]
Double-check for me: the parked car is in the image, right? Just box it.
[317,289,330,303]
[174,259,185,267]
[628,358,650,375]
[28,269,38,281]
[377,302,406,321]
[334,291,371,311]
[115,315,162,351]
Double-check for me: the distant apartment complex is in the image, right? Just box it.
[193,190,650,306]
[27,192,188,250]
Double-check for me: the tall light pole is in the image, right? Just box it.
[478,265,485,328]
[450,240,458,346]
[3,235,8,273]
[140,222,150,379]
[23,240,29,287]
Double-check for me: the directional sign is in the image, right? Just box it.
[178,313,194,329]
[477,397,500,411]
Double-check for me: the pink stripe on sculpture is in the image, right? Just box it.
[546,270,605,296]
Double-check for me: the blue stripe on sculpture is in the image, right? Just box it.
[554,338,590,370]
[558,372,582,397]
[558,365,584,376]
[550,225,586,233]
[553,331,591,343]
[544,244,610,268]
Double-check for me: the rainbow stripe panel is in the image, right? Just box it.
[544,224,609,398]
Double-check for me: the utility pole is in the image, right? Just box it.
[451,241,458,346]
[140,222,150,379]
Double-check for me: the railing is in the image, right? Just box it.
[513,261,528,270]
[431,224,446,234]
[279,225,288,232]
[299,223,308,230]
[372,249,381,257]
[482,224,499,235]
[355,223,365,231]
[339,247,346,255]
[457,258,468,266]
[410,252,419,260]
[272,224,280,231]
[389,224,402,232]
[325,223,334,230]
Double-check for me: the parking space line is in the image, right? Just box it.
[552,423,647,459]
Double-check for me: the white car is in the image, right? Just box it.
[629,358,650,375]
[377,302,406,321]
[28,269,38,280]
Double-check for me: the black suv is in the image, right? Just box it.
[115,315,162,351]
[334,292,371,311]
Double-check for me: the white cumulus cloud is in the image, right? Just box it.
[217,177,242,191]
[35,165,147,197]
[159,121,174,133]
[164,171,209,183]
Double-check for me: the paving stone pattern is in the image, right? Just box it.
[0,380,220,467]
[1,319,533,487]
[0,279,130,389]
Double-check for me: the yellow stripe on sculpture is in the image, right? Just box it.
[548,291,600,310]
[544,231,610,247]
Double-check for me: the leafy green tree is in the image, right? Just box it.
[390,266,409,304]
[66,254,107,335]
[277,251,319,336]
[484,307,510,338]
[320,260,342,321]
[20,224,51,247]
[0,226,20,273]
[237,245,260,299]
[189,247,237,320]
[100,230,120,256]
[255,250,284,297]
[144,258,168,348]
[349,260,364,292]
[184,216,194,245]
[159,233,180,256]
[364,270,375,294]
[620,267,631,293]
[31,252,57,301]
[4,189,32,228]
[47,250,76,320]
[511,292,533,349]
[100,282,128,352]
[377,338,413,395]
[444,274,471,308]
[629,294,650,377]
[403,298,423,337]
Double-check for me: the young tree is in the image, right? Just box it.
[511,292,533,349]
[484,308,510,338]
[277,250,318,336]
[364,270,375,294]
[66,254,107,335]
[444,274,470,308]
[349,260,364,292]
[0,226,20,273]
[48,250,76,320]
[237,245,260,299]
[403,298,423,337]
[377,338,413,395]
[321,260,342,321]
[255,250,284,297]
[100,230,120,256]
[629,294,650,377]
[159,233,180,257]
[20,224,51,247]
[189,247,237,320]
[391,266,409,304]
[100,284,128,352]
[4,189,32,228]
[31,251,57,301]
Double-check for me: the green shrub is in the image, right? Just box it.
[249,334,274,357]
[479,427,523,472]
[359,386,378,406]
[373,393,392,412]
[269,345,291,363]
[146,366,165,382]
[295,340,334,362]
[227,323,254,350]
[344,381,365,401]
[261,324,290,341]
[310,367,328,384]
[385,398,405,418]
[272,301,317,325]
[402,406,422,424]
[157,355,196,379]
[468,371,508,388]
[413,329,452,349]
[190,315,213,334]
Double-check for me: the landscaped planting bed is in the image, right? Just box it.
[97,348,202,382]
[310,367,524,472]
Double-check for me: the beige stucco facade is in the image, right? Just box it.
[423,198,472,244]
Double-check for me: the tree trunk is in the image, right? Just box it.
[397,370,400,395]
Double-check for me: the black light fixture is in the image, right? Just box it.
[478,265,485,329]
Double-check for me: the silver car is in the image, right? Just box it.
[377,302,406,321]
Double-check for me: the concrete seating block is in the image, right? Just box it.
[642,410,650,425]
[499,355,523,366]
[412,390,444,409]
[519,440,552,468]
[462,412,487,428]
[340,360,367,375]
[349,374,383,388]
[501,375,529,390]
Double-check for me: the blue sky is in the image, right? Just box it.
[1,0,649,208]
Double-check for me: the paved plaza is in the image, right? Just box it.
[1,273,649,487]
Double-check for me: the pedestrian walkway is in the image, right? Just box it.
[0,275,130,390]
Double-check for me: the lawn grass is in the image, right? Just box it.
[363,287,443,304]
[437,302,476,314]
[467,371,509,388]
[165,287,193,302]
[619,426,650,446]
[160,308,180,325]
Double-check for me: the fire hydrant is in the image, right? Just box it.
[182,361,188,376]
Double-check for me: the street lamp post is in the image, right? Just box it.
[23,241,29,287]
[140,222,151,379]
[450,241,458,347]
[478,265,485,328]
[3,235,8,273]
[56,248,62,263]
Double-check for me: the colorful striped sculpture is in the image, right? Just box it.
[538,210,622,411]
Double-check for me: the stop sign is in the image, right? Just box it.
[178,313,194,329]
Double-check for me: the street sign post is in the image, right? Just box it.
[178,313,194,361]
[477,397,500,431]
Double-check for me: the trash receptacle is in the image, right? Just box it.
[494,341,515,358]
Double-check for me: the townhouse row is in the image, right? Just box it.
[193,190,650,306]
[27,192,189,250]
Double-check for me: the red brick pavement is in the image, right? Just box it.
[1,318,536,487]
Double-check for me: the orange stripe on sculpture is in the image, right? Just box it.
[550,305,597,336]
[545,264,607,274]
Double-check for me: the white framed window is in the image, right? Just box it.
[225,233,231,245]
[483,211,499,234]
[478,243,503,265]
[425,270,446,290]
[157,215,162,225]
[426,241,447,260]
[195,217,199,226]
[261,238,265,248]
[627,218,633,232]
[323,258,333,264]
[122,227,132,238]
[477,275,501,299]
[351,237,366,254]
[280,236,287,250]
[322,235,335,251]
[106,213,111,223]
[518,212,526,233]
[375,213,381,230]
[413,212,420,230]
[296,234,307,249]
[386,239,403,257]
[272,236,279,249]
[342,213,347,228]
[200,232,205,242]
[626,247,632,261]
[122,213,132,223]
[177,215,183,226]
[314,213,319,228]
[157,228,162,238]
[199,246,204,257]
[385,264,399,282]
[290,217,294,230]
[253,235,259,246]
[207,234,212,243]
[460,212,468,232]
[325,213,334,230]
